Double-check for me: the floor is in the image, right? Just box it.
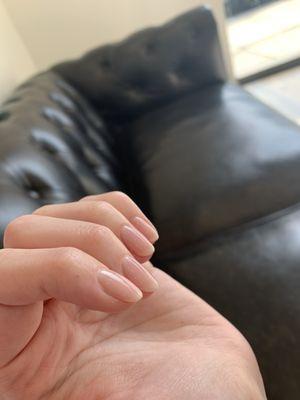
[227,0,300,79]
[246,65,300,125]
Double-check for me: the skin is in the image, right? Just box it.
[0,192,267,400]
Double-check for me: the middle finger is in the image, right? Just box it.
[34,201,154,261]
[4,215,159,293]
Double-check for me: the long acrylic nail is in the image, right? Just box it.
[121,225,155,257]
[98,269,143,303]
[131,216,159,243]
[122,255,159,293]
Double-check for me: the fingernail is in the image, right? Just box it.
[98,269,143,303]
[131,216,159,243]
[122,256,159,293]
[121,225,155,257]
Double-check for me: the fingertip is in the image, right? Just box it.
[122,256,159,294]
[131,216,159,243]
[98,269,143,304]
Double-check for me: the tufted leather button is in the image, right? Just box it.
[167,72,188,88]
[144,42,157,55]
[127,89,145,102]
[22,172,47,197]
[99,59,112,70]
[0,110,10,121]
[34,139,59,156]
[28,189,41,199]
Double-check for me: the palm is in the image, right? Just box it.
[1,267,265,400]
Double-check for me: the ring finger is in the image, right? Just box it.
[4,215,158,294]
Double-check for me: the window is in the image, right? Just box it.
[225,0,300,79]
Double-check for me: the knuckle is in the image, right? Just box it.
[90,200,113,215]
[111,191,131,203]
[88,224,112,242]
[4,215,33,245]
[79,194,93,202]
[32,205,50,215]
[56,247,84,267]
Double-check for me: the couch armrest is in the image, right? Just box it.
[53,6,227,123]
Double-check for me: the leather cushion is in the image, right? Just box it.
[0,72,122,244]
[128,83,300,257]
[53,6,226,124]
[163,205,300,400]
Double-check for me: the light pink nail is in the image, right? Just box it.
[121,225,155,257]
[98,269,143,303]
[131,216,159,243]
[122,256,159,293]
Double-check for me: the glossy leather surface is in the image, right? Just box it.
[162,207,300,399]
[0,5,299,400]
[0,72,123,242]
[128,83,300,398]
[53,6,226,123]
[129,83,300,257]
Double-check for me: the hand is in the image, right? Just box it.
[0,193,266,400]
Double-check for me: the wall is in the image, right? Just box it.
[0,0,36,103]
[2,0,232,77]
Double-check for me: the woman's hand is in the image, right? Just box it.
[0,192,266,399]
[0,192,159,368]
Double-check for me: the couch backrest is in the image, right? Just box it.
[0,72,123,244]
[53,6,226,124]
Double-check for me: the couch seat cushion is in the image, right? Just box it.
[128,83,300,257]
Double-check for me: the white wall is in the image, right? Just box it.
[0,0,36,103]
[2,0,232,77]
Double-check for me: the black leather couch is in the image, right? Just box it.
[0,6,299,400]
